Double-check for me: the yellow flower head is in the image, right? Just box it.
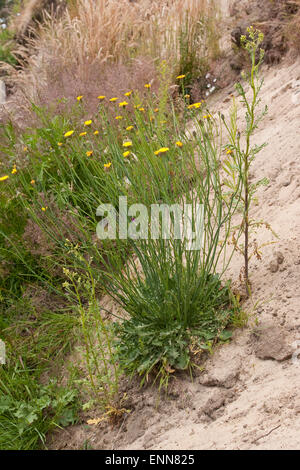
[123,151,130,157]
[64,130,75,138]
[30,179,35,185]
[119,101,128,108]
[77,95,83,101]
[11,167,17,174]
[226,149,233,154]
[41,206,48,212]
[138,107,145,112]
[115,115,123,120]
[184,94,190,99]
[84,120,92,126]
[176,74,186,79]
[176,141,183,147]
[104,162,112,168]
[23,146,28,152]
[79,132,87,137]
[188,102,202,109]
[109,97,118,102]
[123,141,133,148]
[124,91,132,97]
[144,83,151,89]
[154,108,159,113]
[86,150,93,157]
[126,125,134,131]
[93,130,99,135]
[154,147,169,155]
[203,114,212,119]
[0,175,9,182]
[97,95,106,100]
[58,142,63,146]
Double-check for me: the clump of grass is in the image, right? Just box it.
[2,0,219,121]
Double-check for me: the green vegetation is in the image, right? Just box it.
[0,13,266,450]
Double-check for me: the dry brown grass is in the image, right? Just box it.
[284,0,300,54]
[1,0,219,122]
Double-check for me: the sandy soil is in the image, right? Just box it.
[48,1,300,451]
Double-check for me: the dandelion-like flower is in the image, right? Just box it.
[109,97,118,102]
[144,83,151,89]
[124,91,132,97]
[58,142,63,146]
[41,206,48,211]
[138,107,145,112]
[86,151,93,157]
[188,102,202,109]
[115,116,123,120]
[64,130,75,138]
[79,132,87,137]
[126,125,134,131]
[0,175,9,182]
[176,141,183,147]
[84,120,92,126]
[104,162,112,168]
[123,151,130,157]
[119,101,128,108]
[11,167,17,174]
[30,179,35,185]
[176,74,186,79]
[77,95,83,101]
[123,141,133,148]
[97,95,106,100]
[93,130,99,135]
[154,147,169,155]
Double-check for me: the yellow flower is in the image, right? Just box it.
[160,120,167,124]
[58,142,63,146]
[119,101,128,108]
[23,146,28,152]
[123,141,133,148]
[123,151,130,157]
[77,95,83,101]
[176,74,186,79]
[86,150,93,157]
[138,107,145,112]
[184,94,190,99]
[0,175,9,182]
[203,114,212,119]
[97,95,105,100]
[188,102,202,109]
[79,132,87,137]
[64,130,75,138]
[154,108,159,113]
[41,206,48,212]
[84,120,92,126]
[226,149,233,154]
[154,147,169,155]
[30,179,35,185]
[93,130,99,135]
[144,83,151,89]
[124,91,132,97]
[126,125,134,131]
[11,167,17,174]
[115,115,123,120]
[104,162,112,168]
[109,97,118,102]
[176,141,183,147]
